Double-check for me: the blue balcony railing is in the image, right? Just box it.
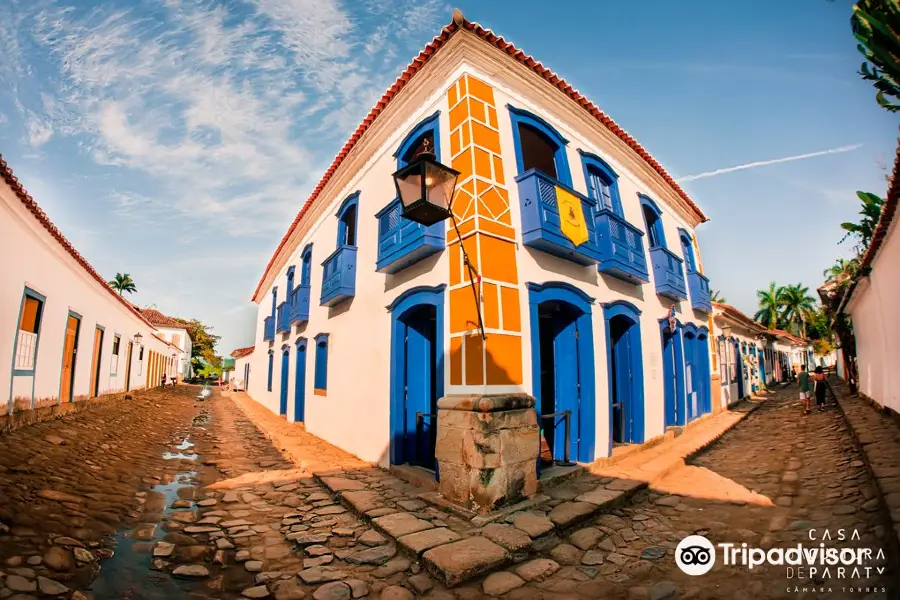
[375,198,444,274]
[263,315,275,341]
[687,270,712,313]
[320,245,357,307]
[649,246,687,301]
[516,169,603,266]
[290,284,311,325]
[276,301,290,334]
[595,209,650,284]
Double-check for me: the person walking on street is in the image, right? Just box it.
[798,364,812,415]
[813,366,834,411]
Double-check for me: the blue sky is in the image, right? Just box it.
[0,0,895,355]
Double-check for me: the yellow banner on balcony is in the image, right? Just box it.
[556,186,589,246]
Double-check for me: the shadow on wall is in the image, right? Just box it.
[328,297,354,319]
[600,272,645,303]
[528,249,598,287]
[383,253,441,294]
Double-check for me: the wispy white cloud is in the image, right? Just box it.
[678,144,863,182]
[5,0,445,236]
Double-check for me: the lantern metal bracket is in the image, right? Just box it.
[450,209,487,341]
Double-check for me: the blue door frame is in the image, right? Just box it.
[733,339,745,399]
[660,319,685,428]
[683,327,699,422]
[758,347,766,387]
[603,300,644,452]
[528,282,597,465]
[388,285,445,472]
[279,345,290,416]
[295,338,307,422]
[697,329,711,415]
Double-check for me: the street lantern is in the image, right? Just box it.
[391,139,460,226]
[133,332,142,346]
[666,305,677,333]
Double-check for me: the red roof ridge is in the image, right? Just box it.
[252,14,708,301]
[230,346,255,358]
[0,154,157,330]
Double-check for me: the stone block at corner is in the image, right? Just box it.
[423,536,508,587]
[499,427,539,465]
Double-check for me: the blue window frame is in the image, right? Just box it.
[301,244,312,286]
[12,287,45,376]
[286,265,295,295]
[580,151,623,217]
[395,112,440,168]
[314,333,329,396]
[267,350,274,392]
[639,195,666,249]
[508,105,572,187]
[336,192,359,248]
[678,229,696,272]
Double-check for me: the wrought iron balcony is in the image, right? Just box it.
[320,245,357,307]
[687,270,712,313]
[290,284,311,324]
[263,315,275,342]
[594,209,650,284]
[375,198,444,273]
[276,301,290,334]
[649,246,687,301]
[516,169,603,266]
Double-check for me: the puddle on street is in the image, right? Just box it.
[87,411,213,599]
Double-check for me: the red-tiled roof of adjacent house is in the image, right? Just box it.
[137,308,188,329]
[0,154,157,330]
[712,302,766,334]
[252,11,708,302]
[231,346,255,359]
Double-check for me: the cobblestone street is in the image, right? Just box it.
[0,383,897,600]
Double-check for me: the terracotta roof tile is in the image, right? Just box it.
[0,154,156,330]
[252,15,707,301]
[137,308,187,329]
[230,346,255,359]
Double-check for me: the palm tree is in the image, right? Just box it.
[823,258,860,284]
[841,191,885,253]
[710,289,726,303]
[754,282,784,330]
[780,283,817,339]
[108,272,137,296]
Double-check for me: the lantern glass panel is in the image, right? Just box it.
[396,167,423,208]
[424,161,456,212]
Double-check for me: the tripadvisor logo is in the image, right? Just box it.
[675,530,888,582]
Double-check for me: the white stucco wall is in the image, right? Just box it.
[231,354,252,391]
[156,326,193,378]
[247,63,711,465]
[1,180,180,411]
[847,218,900,414]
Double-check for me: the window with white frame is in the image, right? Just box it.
[14,290,44,372]
[111,335,121,375]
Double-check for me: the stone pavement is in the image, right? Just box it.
[831,376,900,556]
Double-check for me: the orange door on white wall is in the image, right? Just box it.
[124,342,133,392]
[90,327,104,397]
[59,313,81,403]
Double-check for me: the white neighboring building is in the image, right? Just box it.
[136,308,193,380]
[841,145,900,415]
[712,303,766,408]
[0,155,185,417]
[229,347,254,391]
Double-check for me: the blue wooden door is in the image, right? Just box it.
[734,341,745,398]
[294,343,306,422]
[697,335,710,415]
[758,352,766,388]
[553,317,580,461]
[400,308,437,468]
[612,322,636,443]
[684,334,698,422]
[662,330,679,427]
[279,350,289,415]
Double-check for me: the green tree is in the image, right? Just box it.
[841,191,886,253]
[780,284,817,339]
[823,257,861,283]
[754,282,785,329]
[710,289,726,303]
[175,318,221,365]
[108,272,137,296]
[852,0,900,112]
